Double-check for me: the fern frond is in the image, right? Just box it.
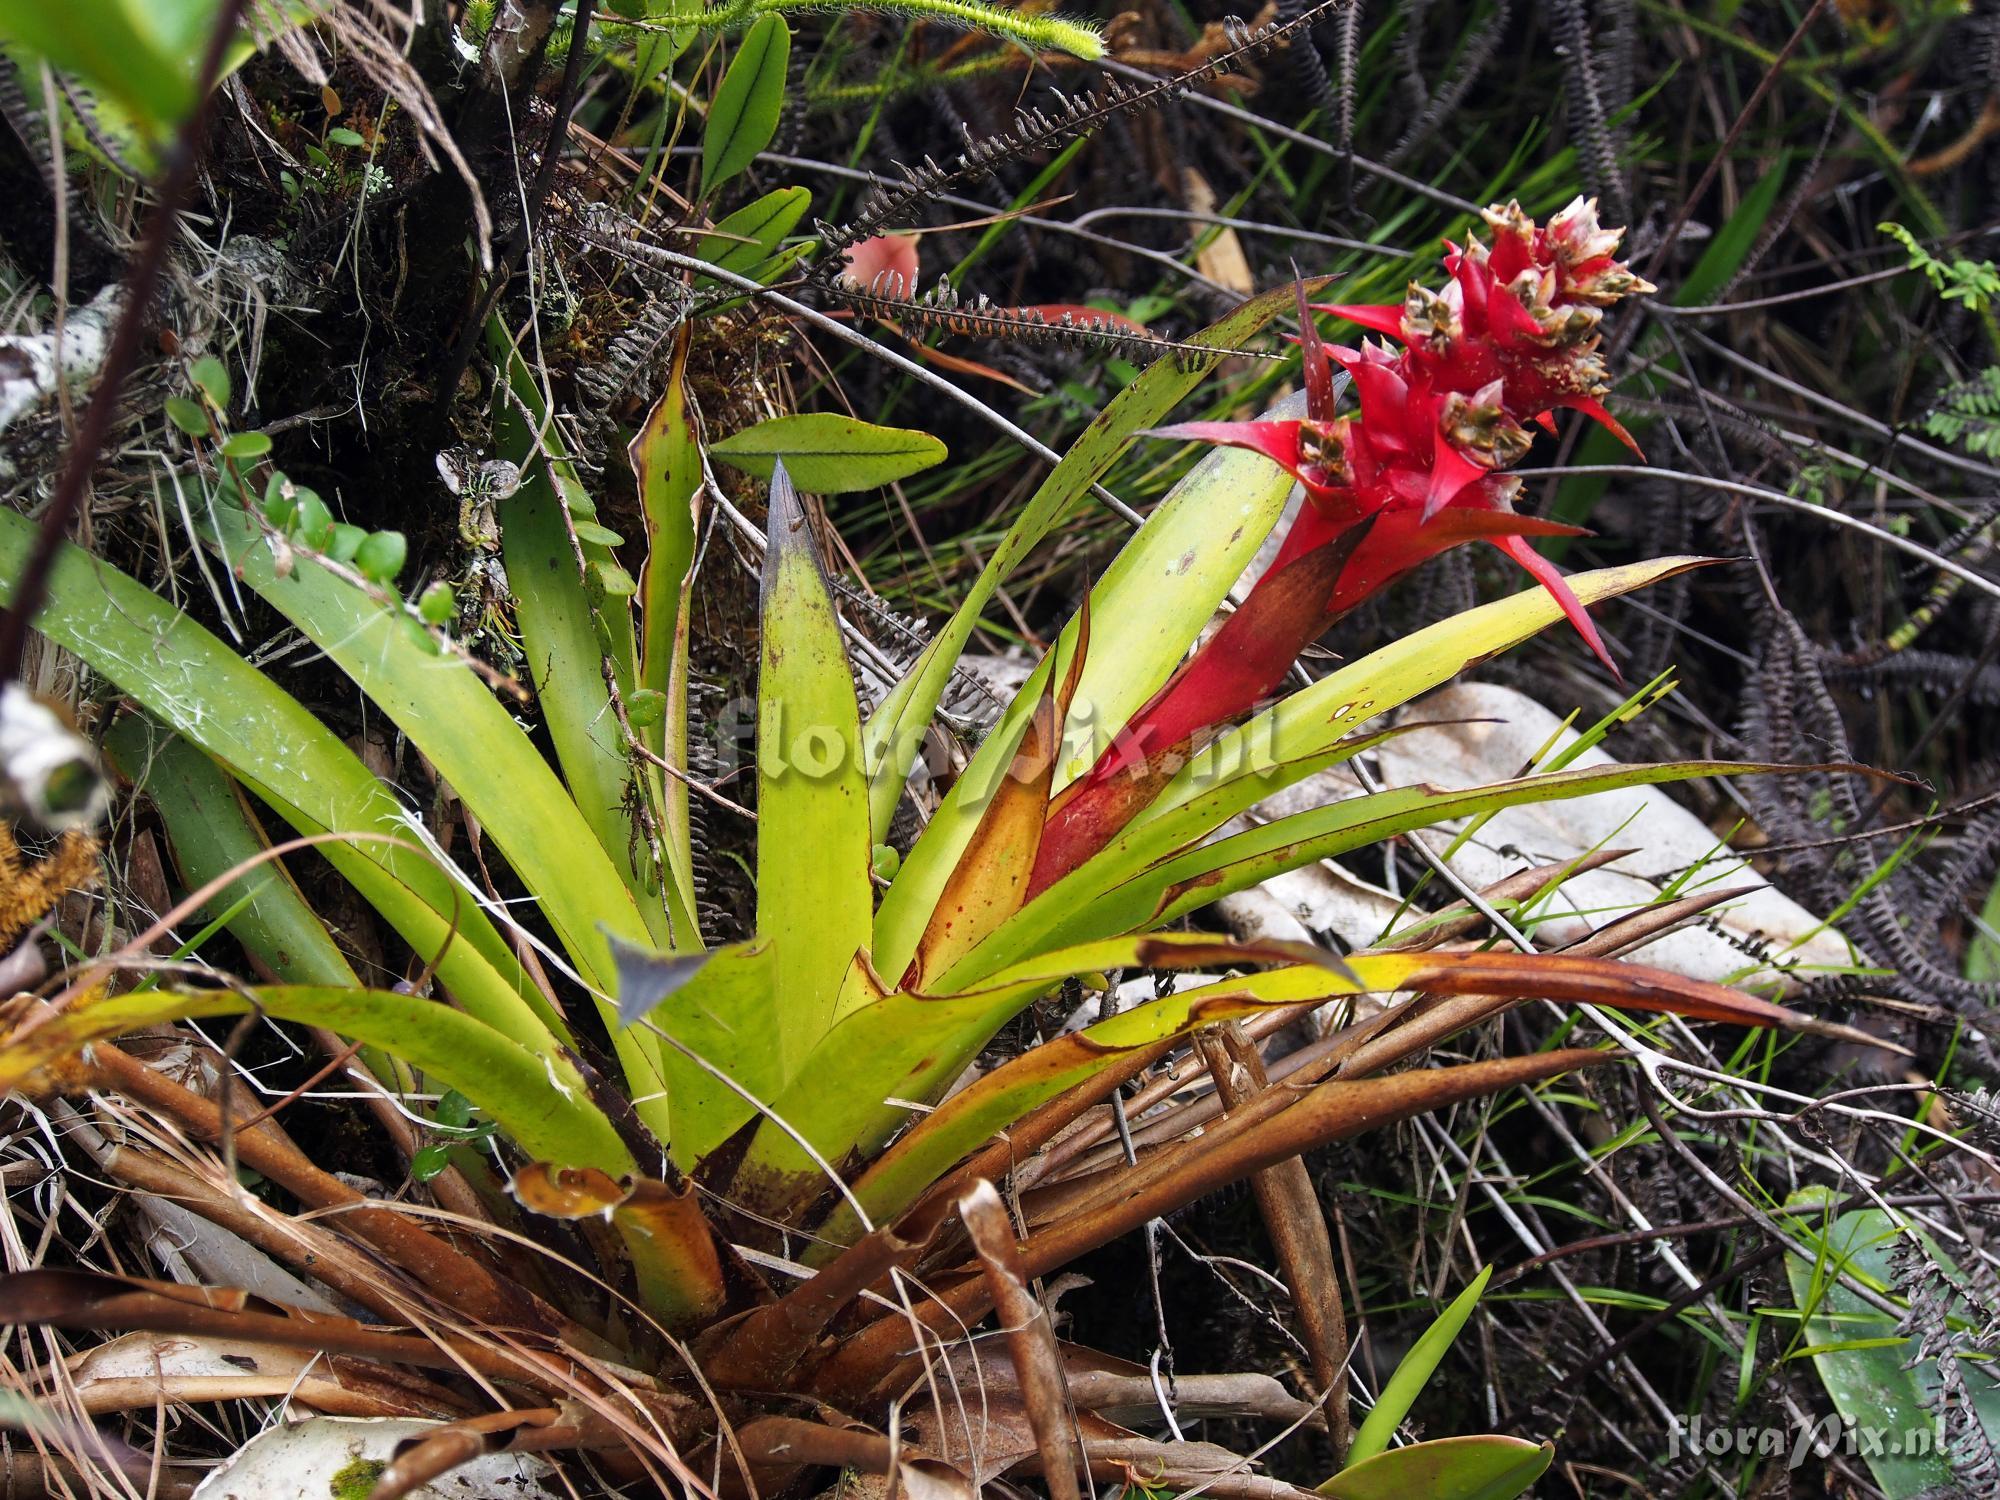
[830,273,1281,369]
[1925,368,2000,459]
[808,0,1348,273]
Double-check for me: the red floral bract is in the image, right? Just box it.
[1026,198,1655,897]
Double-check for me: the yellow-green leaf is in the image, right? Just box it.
[711,412,946,492]
[757,462,872,1081]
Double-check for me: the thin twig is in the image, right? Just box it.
[0,0,253,685]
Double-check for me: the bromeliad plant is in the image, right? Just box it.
[0,198,1860,1488]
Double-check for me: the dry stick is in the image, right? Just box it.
[698,1209,942,1389]
[734,1416,906,1477]
[371,1409,563,1500]
[883,1037,1180,1235]
[738,1415,1324,1500]
[960,1180,1084,1500]
[0,0,252,686]
[1026,850,1643,1189]
[83,1041,546,1334]
[1196,1025,1352,1462]
[814,1051,1608,1398]
[0,1453,195,1500]
[429,0,599,427]
[1330,886,1768,1084]
[92,1139,413,1323]
[2,1271,583,1396]
[1637,0,1833,288]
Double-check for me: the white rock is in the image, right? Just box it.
[191,1416,560,1499]
[1223,681,1852,989]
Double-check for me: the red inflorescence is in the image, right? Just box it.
[1163,196,1654,671]
[1026,199,1654,897]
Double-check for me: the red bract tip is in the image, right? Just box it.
[1490,532,1621,678]
[1296,281,1335,421]
[1422,441,1489,522]
[1146,420,1309,483]
[1556,395,1645,458]
[1325,508,1589,619]
[1312,302,1407,342]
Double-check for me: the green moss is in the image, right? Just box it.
[330,1457,389,1500]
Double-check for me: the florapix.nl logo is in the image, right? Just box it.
[1667,1411,1944,1471]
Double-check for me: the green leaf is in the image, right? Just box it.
[1677,155,1792,310]
[353,530,407,583]
[700,12,788,196]
[1783,1200,1969,1497]
[0,0,191,135]
[952,756,1791,989]
[693,185,811,281]
[0,509,559,1060]
[908,643,1076,990]
[866,278,1322,901]
[0,0,314,141]
[824,938,1794,1244]
[101,724,357,993]
[0,983,634,1175]
[220,430,270,460]
[491,326,691,952]
[1345,1267,1493,1469]
[326,523,367,564]
[1319,1438,1553,1500]
[626,688,667,727]
[190,354,231,407]
[754,932,1791,1236]
[826,946,1479,1243]
[870,417,1299,981]
[942,558,1711,985]
[289,490,333,549]
[199,493,665,1088]
[610,935,785,1166]
[164,396,209,435]
[591,560,638,598]
[67,455,666,1133]
[871,843,900,881]
[628,330,703,928]
[757,462,872,1081]
[631,19,695,85]
[710,412,946,492]
[325,125,365,147]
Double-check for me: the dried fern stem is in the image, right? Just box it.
[807,0,1346,271]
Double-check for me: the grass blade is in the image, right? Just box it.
[1343,1266,1492,1468]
